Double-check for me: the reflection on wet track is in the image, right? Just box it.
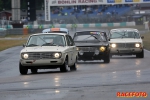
[0,35,150,99]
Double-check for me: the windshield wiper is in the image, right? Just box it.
[42,43,57,46]
[110,37,123,39]
[110,32,128,39]
[37,36,57,46]
[27,44,39,47]
[83,35,101,42]
[38,36,48,44]
[92,35,101,42]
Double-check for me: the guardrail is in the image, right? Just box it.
[23,22,136,29]
[0,22,136,29]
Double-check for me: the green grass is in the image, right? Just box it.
[142,32,150,51]
[0,34,29,51]
[0,40,27,51]
[0,29,150,52]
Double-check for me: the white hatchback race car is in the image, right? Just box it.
[19,32,78,75]
[109,28,144,58]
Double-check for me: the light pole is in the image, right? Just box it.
[11,0,20,22]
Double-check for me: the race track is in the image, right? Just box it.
[0,28,150,100]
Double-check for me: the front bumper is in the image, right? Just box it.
[20,58,65,67]
[78,52,108,60]
[110,47,143,55]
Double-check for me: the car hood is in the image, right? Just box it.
[21,46,68,53]
[75,42,109,47]
[110,38,142,43]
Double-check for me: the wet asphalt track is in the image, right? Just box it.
[0,28,150,100]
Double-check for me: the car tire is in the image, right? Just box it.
[136,50,144,58]
[19,63,28,75]
[31,68,38,74]
[110,54,112,58]
[104,53,110,63]
[70,59,77,71]
[60,57,70,72]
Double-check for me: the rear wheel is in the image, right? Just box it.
[19,63,28,75]
[60,57,70,72]
[104,53,110,63]
[70,59,77,71]
[136,50,144,58]
[31,68,38,74]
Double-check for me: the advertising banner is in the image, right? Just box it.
[125,0,140,2]
[49,0,150,6]
[143,0,150,2]
[107,0,123,3]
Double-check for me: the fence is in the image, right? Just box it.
[23,22,136,29]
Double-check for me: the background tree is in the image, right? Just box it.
[0,0,3,11]
[1,0,44,10]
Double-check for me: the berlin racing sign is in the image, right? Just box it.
[45,0,150,21]
[49,0,150,6]
[50,0,104,6]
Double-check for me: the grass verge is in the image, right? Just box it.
[0,31,150,52]
[142,32,150,51]
[0,40,27,51]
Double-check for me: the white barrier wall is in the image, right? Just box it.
[22,22,136,29]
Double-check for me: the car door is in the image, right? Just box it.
[66,35,73,66]
[68,35,77,64]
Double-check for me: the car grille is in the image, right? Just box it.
[28,52,54,60]
[116,43,125,48]
[119,50,130,53]
[116,43,135,48]
[79,47,97,52]
[126,43,135,48]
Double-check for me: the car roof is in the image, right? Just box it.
[110,28,138,31]
[75,30,105,33]
[30,33,67,36]
[42,28,69,34]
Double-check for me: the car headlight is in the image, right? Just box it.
[111,44,116,48]
[22,53,29,59]
[79,50,83,55]
[76,47,79,51]
[53,53,61,59]
[99,46,106,52]
[135,43,140,48]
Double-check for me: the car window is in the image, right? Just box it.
[66,35,71,46]
[68,36,75,46]
[73,31,107,42]
[66,35,74,46]
[111,31,125,38]
[110,30,140,39]
[27,34,66,46]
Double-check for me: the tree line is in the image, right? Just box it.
[0,0,44,11]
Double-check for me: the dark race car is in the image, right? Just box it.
[73,31,110,63]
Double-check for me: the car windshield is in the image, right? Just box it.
[73,31,107,42]
[110,30,140,39]
[26,34,66,47]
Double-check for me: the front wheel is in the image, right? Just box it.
[136,50,144,58]
[60,58,70,72]
[110,54,112,58]
[19,63,28,75]
[31,68,38,74]
[70,59,77,71]
[104,53,110,63]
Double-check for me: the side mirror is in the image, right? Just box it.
[141,36,144,39]
[23,44,26,47]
